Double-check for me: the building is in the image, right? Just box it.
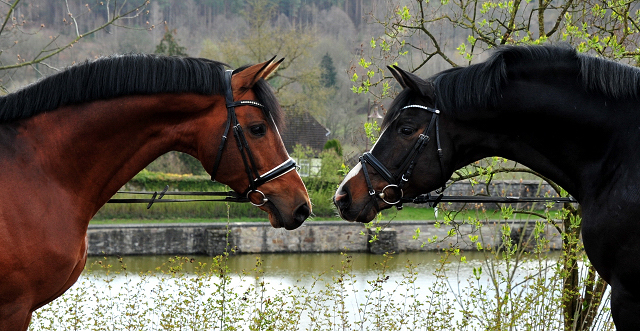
[280,111,330,177]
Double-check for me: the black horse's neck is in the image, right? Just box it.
[447,60,639,202]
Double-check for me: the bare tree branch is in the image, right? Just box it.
[0,0,149,72]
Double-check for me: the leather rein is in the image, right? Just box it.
[359,105,578,208]
[110,69,297,208]
[360,104,447,210]
[108,98,577,209]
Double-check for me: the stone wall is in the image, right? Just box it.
[88,220,563,256]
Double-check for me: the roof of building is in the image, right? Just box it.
[280,111,330,154]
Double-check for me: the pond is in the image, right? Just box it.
[29,251,611,331]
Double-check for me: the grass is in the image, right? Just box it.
[90,206,551,225]
[29,242,613,330]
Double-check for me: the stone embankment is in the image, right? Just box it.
[88,220,563,256]
[89,180,567,256]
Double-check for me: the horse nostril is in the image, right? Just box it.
[294,202,311,223]
[333,189,351,210]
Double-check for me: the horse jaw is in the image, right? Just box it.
[335,163,388,223]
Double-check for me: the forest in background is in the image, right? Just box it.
[7,2,639,328]
[0,0,384,169]
[5,0,633,174]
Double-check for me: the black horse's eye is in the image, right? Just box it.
[249,124,267,137]
[400,127,415,136]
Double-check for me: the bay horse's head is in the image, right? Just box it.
[201,58,311,229]
[334,66,452,223]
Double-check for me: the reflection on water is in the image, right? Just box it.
[31,251,602,331]
[87,251,450,277]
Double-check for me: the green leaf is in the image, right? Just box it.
[396,6,411,20]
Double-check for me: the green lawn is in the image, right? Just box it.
[90,206,554,225]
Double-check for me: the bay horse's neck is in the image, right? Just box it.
[451,74,638,201]
[15,93,223,217]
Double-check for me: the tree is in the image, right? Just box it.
[155,26,188,56]
[351,0,640,102]
[152,24,205,175]
[351,1,640,329]
[0,0,151,92]
[199,0,331,119]
[323,138,342,156]
[320,52,337,88]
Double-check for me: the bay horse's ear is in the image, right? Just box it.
[261,57,284,80]
[387,65,407,89]
[392,65,435,101]
[231,55,280,91]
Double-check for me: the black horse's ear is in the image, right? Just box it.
[387,65,407,89]
[392,65,435,101]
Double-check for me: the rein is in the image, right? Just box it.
[107,99,577,209]
[405,193,576,206]
[359,104,578,209]
[109,186,248,209]
[360,104,447,210]
[110,69,297,208]
[107,186,577,209]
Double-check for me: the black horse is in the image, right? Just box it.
[334,45,640,329]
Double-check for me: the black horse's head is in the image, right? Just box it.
[334,65,456,223]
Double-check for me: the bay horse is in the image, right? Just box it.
[0,55,311,330]
[334,45,640,329]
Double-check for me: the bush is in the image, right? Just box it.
[96,169,340,219]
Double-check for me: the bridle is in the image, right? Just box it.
[360,104,447,209]
[209,70,297,207]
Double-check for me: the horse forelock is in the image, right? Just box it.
[429,44,640,117]
[0,54,229,123]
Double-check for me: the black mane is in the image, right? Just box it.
[383,45,640,128]
[0,54,283,128]
[433,45,640,114]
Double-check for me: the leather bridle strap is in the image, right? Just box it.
[209,69,297,206]
[360,104,446,208]
[253,158,297,187]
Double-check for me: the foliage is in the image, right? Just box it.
[351,0,640,103]
[364,120,381,145]
[127,169,219,191]
[320,52,337,88]
[350,1,632,329]
[199,0,332,120]
[323,138,342,156]
[0,0,150,92]
[154,26,188,56]
[95,168,346,219]
[30,238,614,330]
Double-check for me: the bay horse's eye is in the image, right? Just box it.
[249,124,267,137]
[400,127,415,136]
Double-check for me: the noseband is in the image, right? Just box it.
[360,104,446,209]
[209,70,297,207]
